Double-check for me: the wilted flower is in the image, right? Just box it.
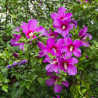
[19,59,28,66]
[6,65,12,69]
[12,61,19,67]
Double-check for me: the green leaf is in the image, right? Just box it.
[2,85,8,92]
[82,89,86,94]
[38,77,45,85]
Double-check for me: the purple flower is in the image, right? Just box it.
[62,37,82,57]
[6,65,12,69]
[46,73,69,93]
[79,27,92,47]
[53,19,74,38]
[12,61,18,67]
[6,61,18,69]
[19,60,27,66]
[58,57,78,75]
[13,53,19,57]
[20,19,45,39]
[51,7,72,20]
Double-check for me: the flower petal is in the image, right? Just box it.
[43,55,51,63]
[65,51,72,57]
[28,19,38,32]
[53,19,61,27]
[58,7,66,18]
[20,43,25,51]
[67,64,77,75]
[46,38,55,48]
[45,64,55,72]
[51,12,59,20]
[64,13,72,20]
[73,48,81,57]
[35,26,45,33]
[38,42,45,50]
[46,79,55,86]
[10,39,20,46]
[55,28,62,34]
[62,81,69,87]
[20,22,28,34]
[68,57,78,64]
[64,37,73,45]
[55,38,64,47]
[54,84,62,93]
[73,40,82,48]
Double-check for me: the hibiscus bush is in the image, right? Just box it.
[0,0,98,98]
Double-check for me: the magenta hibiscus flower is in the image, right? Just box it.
[46,73,69,93]
[62,37,82,57]
[53,19,74,38]
[51,7,72,20]
[20,19,45,39]
[58,57,78,75]
[45,38,64,56]
[79,27,92,47]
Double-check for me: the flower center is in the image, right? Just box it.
[60,17,64,19]
[50,34,55,39]
[64,61,68,69]
[51,60,57,64]
[61,24,67,30]
[51,46,57,53]
[29,32,34,37]
[69,45,74,52]
[62,61,68,69]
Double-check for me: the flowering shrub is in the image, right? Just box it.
[0,0,98,98]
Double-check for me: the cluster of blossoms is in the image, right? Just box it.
[7,59,27,69]
[9,7,92,97]
[38,7,92,94]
